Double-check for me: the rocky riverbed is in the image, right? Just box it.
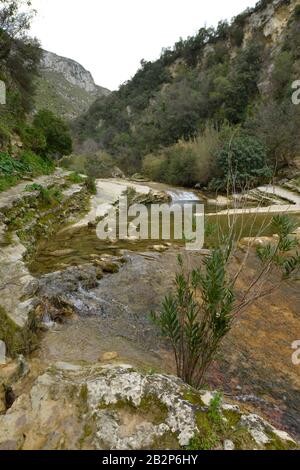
[1,175,300,449]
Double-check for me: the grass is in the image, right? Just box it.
[185,391,260,450]
[207,392,223,425]
[67,172,85,184]
[0,151,54,193]
[0,306,39,358]
[23,183,63,207]
[0,175,20,192]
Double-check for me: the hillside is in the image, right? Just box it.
[73,0,300,186]
[34,50,110,120]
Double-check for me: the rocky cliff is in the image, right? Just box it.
[73,0,300,175]
[34,50,110,120]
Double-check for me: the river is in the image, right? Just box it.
[26,178,300,439]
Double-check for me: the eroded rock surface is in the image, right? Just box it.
[0,363,297,450]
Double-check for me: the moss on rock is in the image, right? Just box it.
[0,307,39,358]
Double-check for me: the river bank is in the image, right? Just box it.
[0,174,300,448]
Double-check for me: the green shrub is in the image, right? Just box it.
[208,393,223,425]
[24,183,44,192]
[271,51,293,100]
[294,4,300,19]
[0,175,19,192]
[85,176,97,195]
[23,183,62,205]
[67,172,84,184]
[37,185,63,206]
[142,154,166,181]
[142,126,220,187]
[60,152,115,178]
[0,151,29,175]
[20,150,54,176]
[84,151,115,178]
[0,123,11,150]
[152,216,300,389]
[20,125,47,154]
[0,151,54,192]
[212,135,271,190]
[33,109,73,158]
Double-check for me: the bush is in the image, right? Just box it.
[33,110,73,158]
[24,183,62,205]
[246,100,300,166]
[39,186,63,206]
[60,152,115,178]
[0,151,29,175]
[213,135,270,190]
[67,172,84,184]
[0,123,11,150]
[271,51,293,100]
[20,150,54,176]
[20,125,47,155]
[142,126,220,187]
[142,154,166,181]
[84,151,115,178]
[294,4,300,19]
[0,150,54,192]
[85,176,97,195]
[152,216,300,387]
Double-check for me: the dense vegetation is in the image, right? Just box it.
[0,1,72,192]
[74,0,300,189]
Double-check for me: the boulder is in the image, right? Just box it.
[112,167,126,179]
[0,363,297,450]
[100,352,119,362]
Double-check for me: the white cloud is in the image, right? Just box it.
[30,0,258,90]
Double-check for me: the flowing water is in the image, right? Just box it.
[29,180,300,437]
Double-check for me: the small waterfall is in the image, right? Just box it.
[42,310,55,328]
[77,283,129,313]
[167,190,200,202]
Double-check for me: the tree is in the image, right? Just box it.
[0,1,34,40]
[247,100,300,167]
[0,1,41,114]
[21,124,46,154]
[33,110,73,158]
[152,214,300,388]
[222,40,263,123]
[213,135,270,191]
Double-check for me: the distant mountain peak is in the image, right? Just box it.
[34,49,110,120]
[41,50,99,93]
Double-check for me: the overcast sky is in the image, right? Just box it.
[30,0,258,91]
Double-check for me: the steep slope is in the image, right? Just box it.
[73,0,300,178]
[34,50,110,120]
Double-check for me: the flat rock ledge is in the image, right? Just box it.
[0,173,90,356]
[0,363,297,450]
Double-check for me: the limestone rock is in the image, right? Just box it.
[0,363,296,450]
[151,245,168,253]
[49,249,75,258]
[100,352,119,362]
[239,236,276,248]
[224,439,235,450]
